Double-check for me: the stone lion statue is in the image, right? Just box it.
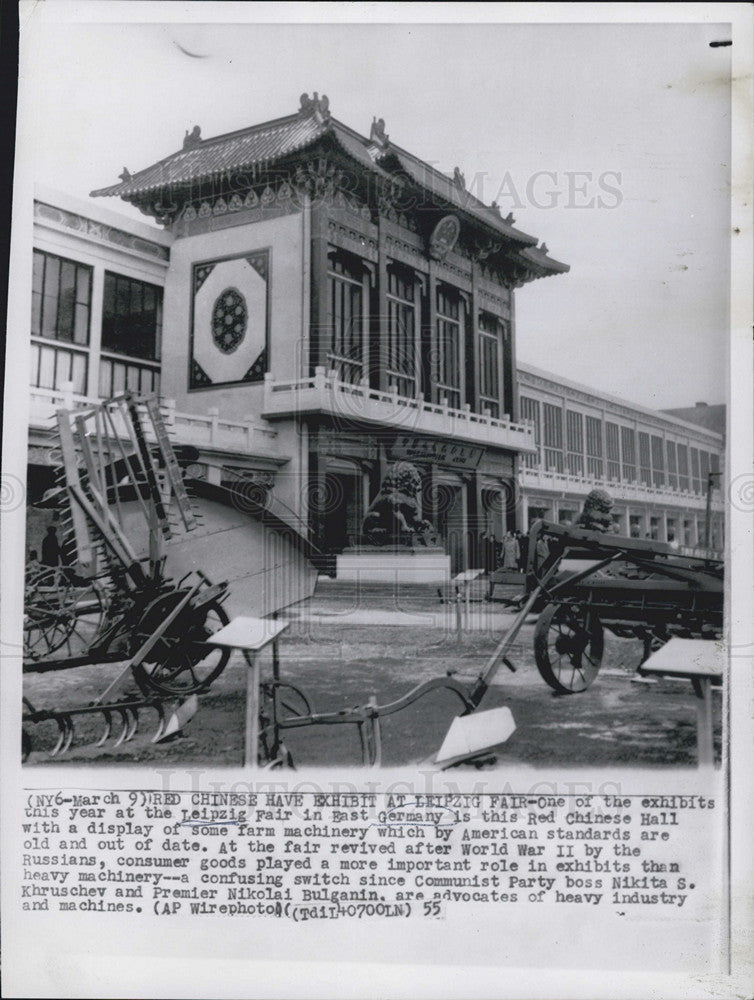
[361,462,436,547]
[575,488,615,532]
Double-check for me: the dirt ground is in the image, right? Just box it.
[22,581,722,768]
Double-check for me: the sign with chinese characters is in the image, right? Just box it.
[389,433,483,469]
[190,249,269,389]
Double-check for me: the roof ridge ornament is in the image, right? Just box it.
[183,125,202,149]
[299,92,331,121]
[453,166,466,191]
[370,116,389,150]
[119,167,132,183]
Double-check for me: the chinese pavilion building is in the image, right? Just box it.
[26,93,724,577]
[88,92,568,572]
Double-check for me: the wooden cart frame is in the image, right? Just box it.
[522,520,723,693]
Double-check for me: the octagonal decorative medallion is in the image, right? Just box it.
[211,287,247,354]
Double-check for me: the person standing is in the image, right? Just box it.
[534,531,551,576]
[517,530,529,571]
[481,528,498,572]
[41,525,61,567]
[501,531,520,570]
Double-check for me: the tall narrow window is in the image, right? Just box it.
[478,312,502,418]
[102,273,162,361]
[620,426,636,482]
[386,265,417,397]
[651,435,665,487]
[327,252,367,384]
[638,432,651,485]
[32,249,91,346]
[542,402,564,472]
[606,422,621,480]
[666,440,678,490]
[435,284,462,408]
[99,272,163,396]
[520,395,541,469]
[677,443,689,491]
[566,410,584,476]
[585,415,603,479]
[30,249,91,394]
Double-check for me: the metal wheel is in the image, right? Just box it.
[131,591,230,696]
[534,602,604,693]
[24,568,107,660]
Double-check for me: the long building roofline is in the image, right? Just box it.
[518,361,724,442]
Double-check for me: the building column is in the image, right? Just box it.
[375,440,389,501]
[309,200,329,374]
[376,220,389,392]
[87,265,105,398]
[307,426,328,549]
[468,472,482,569]
[427,262,437,405]
[460,480,470,572]
[427,462,439,527]
[469,261,481,413]
[638,509,648,539]
[612,507,628,536]
[506,283,518,423]
[659,510,668,543]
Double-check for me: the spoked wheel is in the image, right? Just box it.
[534,603,604,693]
[24,569,108,661]
[131,591,230,696]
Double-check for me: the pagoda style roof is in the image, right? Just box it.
[91,110,332,201]
[91,93,568,275]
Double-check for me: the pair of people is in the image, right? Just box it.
[481,528,531,572]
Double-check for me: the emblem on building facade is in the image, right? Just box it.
[429,215,461,261]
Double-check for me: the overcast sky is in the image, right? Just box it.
[21,13,732,410]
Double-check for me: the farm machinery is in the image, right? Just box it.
[22,392,230,758]
[507,520,724,694]
[22,392,512,768]
[22,391,723,765]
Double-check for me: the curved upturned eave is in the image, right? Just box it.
[90,113,569,276]
[89,113,331,200]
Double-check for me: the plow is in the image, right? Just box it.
[23,392,230,759]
